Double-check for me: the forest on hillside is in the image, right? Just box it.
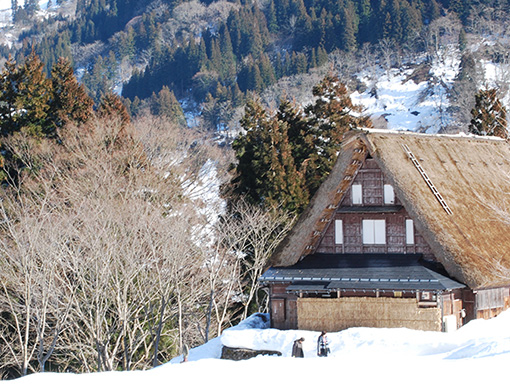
[3,0,510,131]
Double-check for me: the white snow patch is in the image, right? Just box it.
[353,47,462,133]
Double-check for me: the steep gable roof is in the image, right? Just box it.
[269,129,510,289]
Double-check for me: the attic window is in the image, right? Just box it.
[352,184,362,205]
[384,184,395,204]
[362,219,386,245]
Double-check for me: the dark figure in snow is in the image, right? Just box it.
[292,337,305,357]
[317,331,330,357]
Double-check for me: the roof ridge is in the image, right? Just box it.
[359,128,507,142]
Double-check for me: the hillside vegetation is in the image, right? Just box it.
[2,0,510,131]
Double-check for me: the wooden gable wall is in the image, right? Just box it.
[316,158,435,260]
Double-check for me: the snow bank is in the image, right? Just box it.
[5,311,510,387]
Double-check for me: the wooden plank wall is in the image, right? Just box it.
[475,287,510,319]
[297,297,442,332]
[270,284,298,329]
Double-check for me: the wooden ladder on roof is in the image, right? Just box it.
[401,143,453,215]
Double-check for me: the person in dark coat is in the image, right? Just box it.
[292,337,305,357]
[317,331,330,357]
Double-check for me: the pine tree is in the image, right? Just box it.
[232,75,372,212]
[276,98,310,173]
[303,74,372,192]
[0,56,20,135]
[267,0,278,33]
[458,27,467,52]
[264,118,308,211]
[233,98,308,211]
[11,0,18,20]
[232,99,271,204]
[339,2,359,52]
[469,88,507,139]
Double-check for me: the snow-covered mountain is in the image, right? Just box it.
[6,311,510,386]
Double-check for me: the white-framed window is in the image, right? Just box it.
[384,184,395,204]
[335,220,343,244]
[406,219,415,245]
[362,219,386,244]
[352,184,362,205]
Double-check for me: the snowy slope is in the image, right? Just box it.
[352,51,460,133]
[0,1,53,43]
[5,311,510,386]
[0,0,49,10]
[352,45,510,134]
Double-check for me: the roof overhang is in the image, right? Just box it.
[260,253,466,292]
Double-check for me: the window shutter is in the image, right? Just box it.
[384,184,395,204]
[352,184,362,205]
[335,220,343,244]
[406,219,415,244]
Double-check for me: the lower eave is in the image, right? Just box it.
[259,253,466,292]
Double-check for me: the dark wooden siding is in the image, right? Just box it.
[269,283,298,329]
[340,159,400,207]
[316,158,435,259]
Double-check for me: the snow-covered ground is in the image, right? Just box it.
[0,0,48,10]
[0,0,52,43]
[5,311,510,386]
[352,51,461,133]
[353,44,510,134]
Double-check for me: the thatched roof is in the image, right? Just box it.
[269,130,510,289]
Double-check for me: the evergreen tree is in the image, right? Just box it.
[150,86,186,126]
[0,52,52,137]
[267,0,278,33]
[276,97,311,173]
[232,75,372,213]
[303,74,372,192]
[232,99,271,204]
[232,98,308,211]
[264,118,308,211]
[11,0,18,20]
[24,0,39,17]
[339,1,359,52]
[49,57,94,129]
[97,91,131,131]
[458,27,467,52]
[259,54,276,88]
[469,88,508,139]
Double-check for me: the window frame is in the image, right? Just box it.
[384,184,395,204]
